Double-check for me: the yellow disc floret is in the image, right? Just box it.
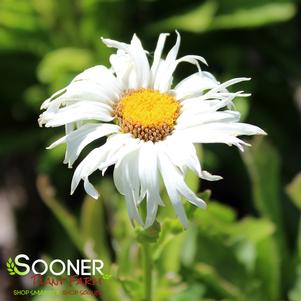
[114,89,180,142]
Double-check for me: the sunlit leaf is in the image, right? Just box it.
[242,137,285,242]
[286,173,301,210]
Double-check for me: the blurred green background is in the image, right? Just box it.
[0,0,300,300]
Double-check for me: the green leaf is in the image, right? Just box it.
[36,175,83,252]
[286,173,301,210]
[233,97,250,122]
[118,277,144,301]
[37,47,94,89]
[150,0,296,33]
[211,1,296,30]
[242,137,285,243]
[241,137,284,300]
[289,218,301,301]
[255,237,281,301]
[289,265,301,301]
[149,0,217,33]
[136,221,161,244]
[192,263,244,300]
[167,284,206,301]
[80,194,121,301]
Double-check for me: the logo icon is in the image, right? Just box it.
[6,258,17,276]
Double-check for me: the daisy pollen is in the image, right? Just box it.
[39,32,266,228]
[114,89,180,142]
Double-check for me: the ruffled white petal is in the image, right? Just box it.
[138,142,164,228]
[41,66,122,112]
[153,31,181,91]
[113,148,143,225]
[47,123,120,167]
[71,134,136,198]
[174,71,219,100]
[177,110,241,130]
[39,101,113,127]
[102,34,150,88]
[157,55,208,92]
[110,50,135,88]
[150,33,170,85]
[174,122,266,151]
[157,142,207,227]
[164,136,222,181]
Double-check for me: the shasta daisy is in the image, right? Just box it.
[39,32,266,228]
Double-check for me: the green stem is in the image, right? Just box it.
[143,242,153,301]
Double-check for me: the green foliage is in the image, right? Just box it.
[286,173,301,211]
[1,0,300,300]
[150,0,297,33]
[242,137,285,245]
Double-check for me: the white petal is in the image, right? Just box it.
[158,148,189,227]
[153,31,181,90]
[175,122,266,151]
[71,134,132,196]
[39,101,113,127]
[164,30,181,65]
[177,110,241,130]
[200,170,223,181]
[102,34,150,88]
[158,142,207,227]
[41,66,122,112]
[139,142,163,228]
[202,77,251,100]
[157,55,207,92]
[164,136,222,182]
[175,71,219,100]
[113,148,143,225]
[110,50,134,88]
[150,33,170,85]
[84,178,99,199]
[160,143,206,208]
[47,123,120,166]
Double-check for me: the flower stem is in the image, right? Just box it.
[143,241,153,301]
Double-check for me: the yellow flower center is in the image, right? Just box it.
[114,89,181,142]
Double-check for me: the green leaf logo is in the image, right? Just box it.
[6,258,16,276]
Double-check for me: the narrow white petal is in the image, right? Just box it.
[48,123,120,166]
[200,170,223,181]
[175,71,219,100]
[158,55,207,92]
[40,101,113,127]
[71,134,132,196]
[150,33,170,85]
[110,50,134,87]
[177,110,241,130]
[130,34,150,88]
[139,142,163,228]
[102,35,150,88]
[164,136,222,182]
[174,122,266,150]
[157,148,189,227]
[165,30,181,64]
[161,142,206,208]
[84,178,99,199]
[153,31,181,90]
[113,148,143,225]
[41,66,122,115]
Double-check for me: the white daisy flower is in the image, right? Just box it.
[39,32,266,228]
